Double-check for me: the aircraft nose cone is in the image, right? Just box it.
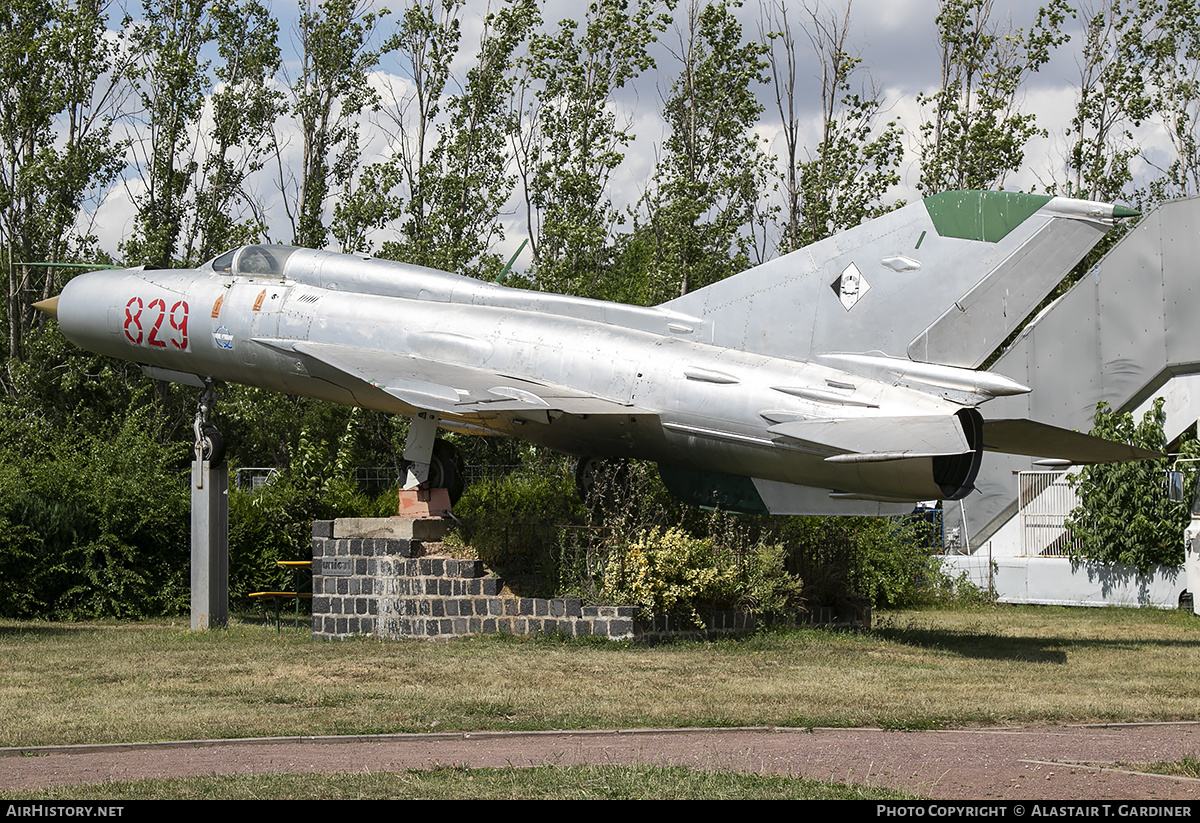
[53,269,128,355]
[33,295,59,318]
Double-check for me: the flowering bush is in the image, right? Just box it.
[602,527,802,628]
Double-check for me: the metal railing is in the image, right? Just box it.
[1017,470,1084,557]
[234,467,279,492]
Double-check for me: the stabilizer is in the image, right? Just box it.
[661,191,1131,370]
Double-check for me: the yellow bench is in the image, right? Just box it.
[250,561,314,632]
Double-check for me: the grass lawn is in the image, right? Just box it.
[0,766,916,800]
[0,604,1196,746]
[0,605,1195,799]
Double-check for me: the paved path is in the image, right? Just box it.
[3,724,1200,799]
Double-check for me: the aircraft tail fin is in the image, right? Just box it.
[661,191,1133,369]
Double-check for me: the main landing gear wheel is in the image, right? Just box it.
[424,439,464,504]
[198,422,226,465]
[574,456,629,505]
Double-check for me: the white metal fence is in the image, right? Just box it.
[1018,470,1084,557]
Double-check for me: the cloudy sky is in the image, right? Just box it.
[88,0,1168,269]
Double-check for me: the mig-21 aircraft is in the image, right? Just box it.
[35,190,1156,516]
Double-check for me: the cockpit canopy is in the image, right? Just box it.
[210,245,299,278]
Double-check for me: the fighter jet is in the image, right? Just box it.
[35,190,1155,515]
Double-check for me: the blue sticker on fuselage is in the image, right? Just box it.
[213,326,234,349]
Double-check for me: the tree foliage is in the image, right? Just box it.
[919,0,1070,194]
[120,0,212,269]
[332,0,460,256]
[0,0,122,366]
[285,0,392,249]
[370,0,539,275]
[516,0,667,297]
[638,0,770,303]
[1065,0,1156,203]
[1066,0,1200,207]
[765,0,903,253]
[1066,398,1197,574]
[189,0,285,262]
[0,399,191,619]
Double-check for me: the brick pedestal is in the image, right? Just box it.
[310,518,763,641]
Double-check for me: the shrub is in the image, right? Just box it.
[602,528,740,628]
[0,408,190,619]
[601,527,803,628]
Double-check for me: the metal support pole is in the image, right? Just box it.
[190,379,228,630]
[191,457,229,629]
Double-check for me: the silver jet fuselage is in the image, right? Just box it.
[49,192,1150,516]
[57,245,967,506]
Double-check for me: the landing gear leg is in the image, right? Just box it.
[193,379,225,465]
[398,412,462,515]
[402,411,440,490]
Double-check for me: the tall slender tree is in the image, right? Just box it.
[1064,0,1154,203]
[515,0,668,297]
[918,0,1070,194]
[187,0,284,262]
[764,0,902,253]
[0,0,123,366]
[282,0,391,250]
[640,0,770,302]
[1143,0,1200,202]
[342,0,463,257]
[381,0,539,274]
[120,0,211,269]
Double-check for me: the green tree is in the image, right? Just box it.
[333,0,460,256]
[0,0,123,366]
[516,0,668,297]
[1147,0,1200,201]
[1130,0,1200,205]
[188,0,285,262]
[918,0,1071,194]
[1064,0,1155,203]
[638,0,770,303]
[1066,398,1196,574]
[0,395,191,619]
[361,0,538,274]
[284,0,392,249]
[120,0,212,269]
[409,0,538,274]
[1052,0,1200,279]
[764,0,903,253]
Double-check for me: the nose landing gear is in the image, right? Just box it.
[194,379,226,465]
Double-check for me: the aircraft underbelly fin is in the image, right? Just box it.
[766,415,971,458]
[657,465,913,516]
[752,478,913,516]
[982,419,1163,463]
[906,218,1107,368]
